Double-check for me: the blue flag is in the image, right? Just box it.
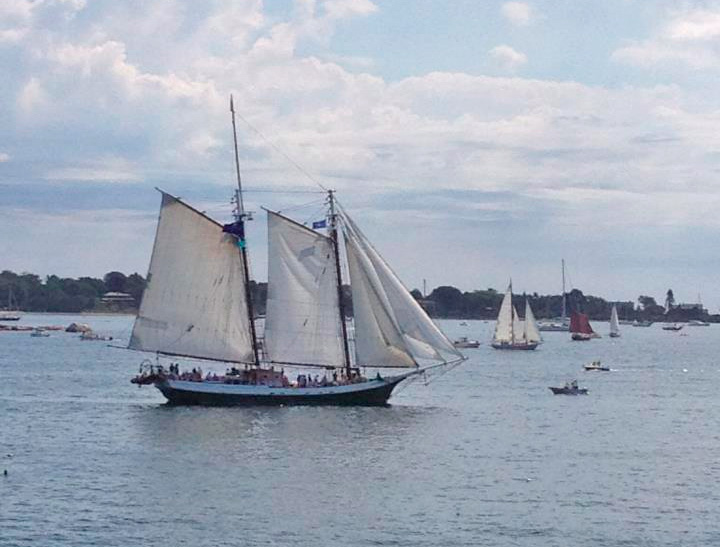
[312,219,327,229]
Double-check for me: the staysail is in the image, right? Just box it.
[264,211,344,367]
[523,299,542,344]
[343,213,462,368]
[129,192,255,363]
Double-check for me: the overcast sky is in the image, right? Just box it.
[2,0,720,307]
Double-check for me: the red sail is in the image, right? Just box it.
[570,312,594,334]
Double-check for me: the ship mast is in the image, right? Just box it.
[230,95,260,367]
[561,258,566,321]
[328,190,351,376]
[509,279,514,344]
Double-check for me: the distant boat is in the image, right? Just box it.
[609,304,621,338]
[491,283,541,350]
[453,336,480,348]
[30,328,50,337]
[549,379,588,395]
[570,312,595,341]
[0,286,21,321]
[584,360,610,371]
[539,259,570,332]
[632,320,653,327]
[662,323,684,331]
[687,319,710,327]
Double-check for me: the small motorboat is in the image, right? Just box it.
[453,336,480,348]
[30,328,50,337]
[686,320,710,327]
[549,380,588,395]
[662,323,683,331]
[459,321,468,326]
[632,320,653,327]
[79,331,113,341]
[584,360,609,371]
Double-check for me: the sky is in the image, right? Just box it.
[2,0,720,308]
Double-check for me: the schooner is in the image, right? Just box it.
[129,98,465,405]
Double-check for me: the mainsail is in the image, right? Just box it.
[129,192,255,363]
[570,312,594,335]
[264,211,344,366]
[343,213,462,368]
[493,284,514,344]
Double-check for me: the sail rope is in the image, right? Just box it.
[232,110,329,192]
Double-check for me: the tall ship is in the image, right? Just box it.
[491,283,541,350]
[130,98,465,406]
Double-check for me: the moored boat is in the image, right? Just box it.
[662,323,683,331]
[453,336,481,348]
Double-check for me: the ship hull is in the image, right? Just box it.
[491,342,538,350]
[153,375,411,406]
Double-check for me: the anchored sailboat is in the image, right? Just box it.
[129,98,465,406]
[570,312,596,341]
[609,304,621,338]
[491,283,541,350]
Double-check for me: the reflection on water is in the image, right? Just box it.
[2,314,720,546]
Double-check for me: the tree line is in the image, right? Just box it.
[0,269,711,321]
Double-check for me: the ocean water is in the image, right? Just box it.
[1,314,719,546]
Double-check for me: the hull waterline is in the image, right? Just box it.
[152,375,412,406]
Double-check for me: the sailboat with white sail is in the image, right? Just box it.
[538,259,569,332]
[491,283,541,350]
[129,98,465,406]
[609,304,621,338]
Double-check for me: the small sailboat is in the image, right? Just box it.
[129,97,465,406]
[538,259,570,332]
[570,311,595,341]
[491,283,541,350]
[609,304,621,338]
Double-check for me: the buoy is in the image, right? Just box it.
[3,469,7,476]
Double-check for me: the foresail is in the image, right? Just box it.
[264,211,344,367]
[343,215,463,365]
[344,230,416,368]
[524,300,542,343]
[493,285,513,343]
[512,306,525,344]
[129,192,254,363]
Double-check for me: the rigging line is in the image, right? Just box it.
[233,110,328,192]
[243,188,326,194]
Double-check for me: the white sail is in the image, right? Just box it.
[129,192,255,363]
[343,216,462,364]
[264,211,344,366]
[610,304,620,336]
[493,284,514,344]
[512,305,525,343]
[344,229,416,368]
[523,300,542,343]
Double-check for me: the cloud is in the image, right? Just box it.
[0,152,10,162]
[613,8,720,69]
[489,44,527,71]
[501,2,533,26]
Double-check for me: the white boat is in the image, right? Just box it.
[662,323,684,331]
[491,283,541,350]
[687,319,710,327]
[453,336,480,348]
[30,328,50,337]
[129,96,466,406]
[609,304,621,338]
[632,320,653,327]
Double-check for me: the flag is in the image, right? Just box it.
[312,219,327,229]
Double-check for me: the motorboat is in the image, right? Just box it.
[584,360,609,371]
[30,328,50,337]
[632,320,653,327]
[662,323,683,331]
[549,380,588,395]
[453,336,480,348]
[687,320,710,327]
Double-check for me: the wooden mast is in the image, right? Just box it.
[328,190,352,376]
[230,94,260,367]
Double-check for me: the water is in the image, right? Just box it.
[2,315,720,546]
